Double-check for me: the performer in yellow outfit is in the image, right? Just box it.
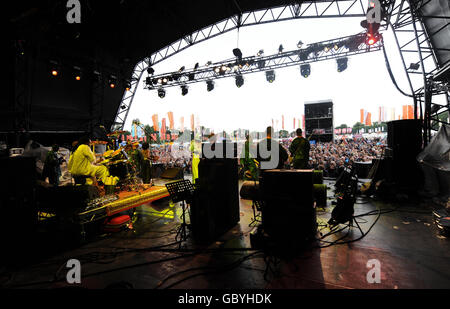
[190,132,202,184]
[68,136,113,185]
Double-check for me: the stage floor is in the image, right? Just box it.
[1,178,449,289]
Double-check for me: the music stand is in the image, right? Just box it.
[165,179,195,241]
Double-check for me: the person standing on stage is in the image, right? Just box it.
[43,144,65,186]
[289,128,310,169]
[257,126,288,170]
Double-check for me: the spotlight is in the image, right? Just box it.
[147,67,155,75]
[336,58,348,72]
[257,60,266,69]
[257,49,264,57]
[158,88,166,98]
[278,44,284,53]
[299,50,309,61]
[265,70,275,83]
[235,74,244,88]
[162,77,168,84]
[181,85,188,96]
[300,64,311,78]
[206,61,212,66]
[297,41,304,48]
[157,78,163,84]
[108,75,117,88]
[73,66,82,80]
[194,63,199,70]
[179,66,185,72]
[145,77,152,85]
[125,80,131,91]
[233,48,243,61]
[188,73,195,81]
[365,31,380,46]
[206,80,214,92]
[214,66,221,74]
[50,60,59,77]
[324,46,330,52]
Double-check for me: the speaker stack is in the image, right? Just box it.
[260,169,316,249]
[387,119,423,188]
[190,158,240,244]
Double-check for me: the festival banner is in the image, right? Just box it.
[152,114,159,132]
[407,105,414,119]
[161,118,166,140]
[168,111,174,130]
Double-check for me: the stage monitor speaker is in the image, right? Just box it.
[260,169,316,246]
[160,167,184,180]
[387,119,423,187]
[190,158,240,244]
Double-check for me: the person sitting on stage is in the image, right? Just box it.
[68,136,115,185]
[289,128,310,169]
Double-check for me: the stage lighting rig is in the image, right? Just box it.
[300,64,311,78]
[206,80,214,92]
[266,70,275,83]
[337,58,348,72]
[158,88,166,98]
[235,74,244,88]
[125,80,131,91]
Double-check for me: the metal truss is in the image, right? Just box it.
[144,33,382,90]
[389,0,449,145]
[113,0,377,131]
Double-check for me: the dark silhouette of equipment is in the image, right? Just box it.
[190,158,240,244]
[165,179,195,241]
[260,169,316,249]
[387,119,423,189]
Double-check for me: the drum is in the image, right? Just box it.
[108,160,130,179]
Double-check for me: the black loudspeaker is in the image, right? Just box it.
[160,167,184,179]
[190,158,240,244]
[387,119,423,187]
[261,169,316,247]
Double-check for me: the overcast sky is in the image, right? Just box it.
[125,16,423,133]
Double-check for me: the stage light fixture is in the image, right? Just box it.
[333,43,340,51]
[73,66,82,80]
[147,67,155,75]
[181,85,188,96]
[206,80,214,92]
[278,44,284,54]
[235,75,244,88]
[300,64,311,78]
[49,60,60,77]
[125,80,131,91]
[266,70,275,83]
[157,78,163,84]
[297,41,304,48]
[158,88,166,98]
[214,66,221,73]
[162,77,168,84]
[178,66,185,72]
[257,49,264,57]
[233,48,243,61]
[188,73,195,81]
[108,75,117,88]
[336,58,348,72]
[324,46,330,52]
[206,61,212,66]
[194,63,199,70]
[257,60,266,69]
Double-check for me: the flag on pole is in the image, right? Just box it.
[168,111,174,130]
[152,114,159,132]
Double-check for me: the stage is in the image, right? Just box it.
[1,179,449,289]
